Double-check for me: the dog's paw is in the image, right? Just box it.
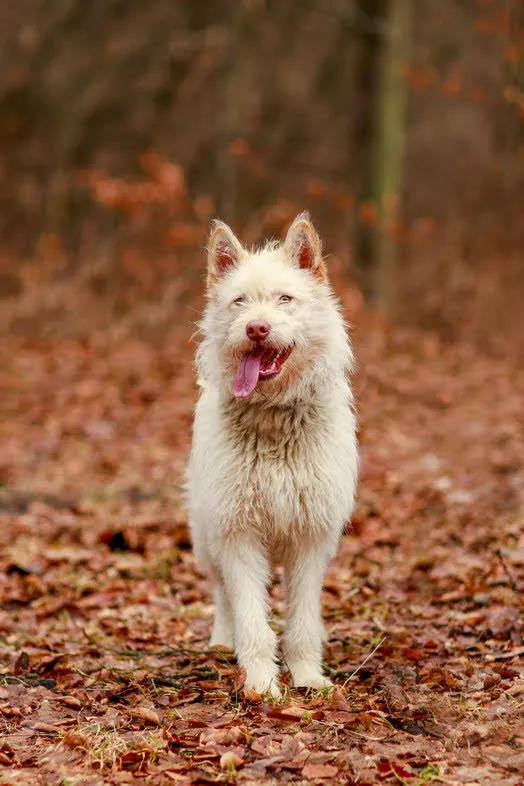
[294,675,333,690]
[244,671,281,698]
[209,633,234,649]
[289,664,333,690]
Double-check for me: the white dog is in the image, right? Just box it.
[187,213,358,696]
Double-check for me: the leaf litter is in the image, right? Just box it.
[0,314,523,785]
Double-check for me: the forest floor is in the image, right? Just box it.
[1,310,523,786]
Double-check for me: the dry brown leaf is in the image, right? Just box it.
[199,726,245,746]
[302,762,339,779]
[129,706,161,724]
[32,722,60,734]
[382,677,409,712]
[330,685,352,711]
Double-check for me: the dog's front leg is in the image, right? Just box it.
[219,541,280,697]
[283,543,333,689]
[209,581,234,648]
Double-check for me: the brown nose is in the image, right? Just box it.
[246,320,271,342]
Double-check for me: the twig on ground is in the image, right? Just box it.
[343,636,387,686]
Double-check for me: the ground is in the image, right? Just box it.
[0,314,523,785]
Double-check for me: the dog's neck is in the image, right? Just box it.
[220,375,350,436]
[221,394,329,455]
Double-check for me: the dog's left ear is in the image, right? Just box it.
[284,212,326,281]
[207,220,245,288]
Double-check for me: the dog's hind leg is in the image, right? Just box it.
[219,541,281,697]
[283,542,334,690]
[209,581,234,649]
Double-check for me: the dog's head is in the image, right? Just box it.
[198,213,352,403]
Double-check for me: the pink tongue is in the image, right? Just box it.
[233,348,263,398]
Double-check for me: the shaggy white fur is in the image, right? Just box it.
[186,213,358,696]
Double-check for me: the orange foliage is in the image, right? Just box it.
[441,73,463,97]
[193,195,215,219]
[228,138,250,158]
[474,17,494,34]
[504,45,520,65]
[469,86,487,103]
[358,201,377,227]
[81,156,187,220]
[402,65,435,93]
[162,224,206,248]
[77,153,210,316]
[332,190,355,213]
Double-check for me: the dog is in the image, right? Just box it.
[186,212,358,696]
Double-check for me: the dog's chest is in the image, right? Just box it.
[223,401,338,536]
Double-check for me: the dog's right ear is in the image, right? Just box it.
[284,212,326,281]
[207,221,244,288]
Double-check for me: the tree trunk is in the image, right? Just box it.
[216,0,260,227]
[352,0,387,302]
[354,0,412,317]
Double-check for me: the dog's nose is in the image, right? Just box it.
[246,320,271,342]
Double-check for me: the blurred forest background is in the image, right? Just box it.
[2,4,524,780]
[0,0,523,355]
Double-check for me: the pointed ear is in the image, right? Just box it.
[284,212,326,281]
[207,220,244,288]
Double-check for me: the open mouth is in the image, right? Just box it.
[233,345,293,399]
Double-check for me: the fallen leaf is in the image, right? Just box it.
[13,651,30,675]
[302,762,339,779]
[32,722,60,735]
[129,706,161,724]
[382,677,409,711]
[199,726,245,746]
[261,703,306,720]
[330,685,352,711]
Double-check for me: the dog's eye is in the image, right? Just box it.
[232,296,246,306]
[278,294,293,304]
